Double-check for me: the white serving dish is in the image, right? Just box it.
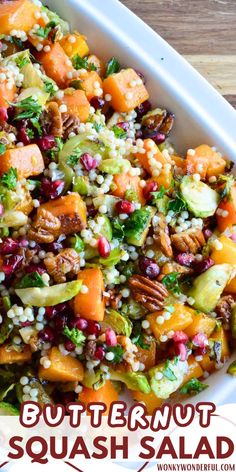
[45,0,236,405]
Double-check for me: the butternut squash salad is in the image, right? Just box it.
[0,0,235,416]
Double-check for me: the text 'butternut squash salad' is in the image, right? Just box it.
[0,0,235,416]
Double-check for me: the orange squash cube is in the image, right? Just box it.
[132,390,163,415]
[0,345,31,364]
[0,0,41,35]
[181,355,203,386]
[79,70,103,101]
[147,304,194,340]
[103,68,149,113]
[184,312,216,338]
[0,144,44,179]
[135,341,156,371]
[39,347,84,382]
[57,89,90,122]
[74,268,105,321]
[79,381,118,415]
[60,33,89,59]
[39,193,87,235]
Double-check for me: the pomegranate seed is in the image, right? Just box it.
[0,238,19,255]
[193,257,214,275]
[90,96,105,110]
[175,342,188,361]
[25,264,46,275]
[39,326,55,342]
[18,128,31,145]
[71,317,88,331]
[105,328,117,347]
[176,253,195,267]
[0,107,8,122]
[143,130,166,144]
[87,320,101,336]
[45,306,57,320]
[64,339,76,352]
[0,204,3,216]
[203,228,213,240]
[37,135,55,151]
[173,331,189,344]
[21,321,33,327]
[136,100,151,119]
[97,236,111,258]
[192,333,208,348]
[139,256,160,279]
[3,254,23,275]
[230,233,236,243]
[80,153,98,171]
[19,238,28,248]
[41,178,65,200]
[142,181,158,201]
[7,106,16,123]
[116,122,129,132]
[115,200,135,214]
[94,346,105,360]
[54,314,67,332]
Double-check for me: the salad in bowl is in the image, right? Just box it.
[0,0,234,416]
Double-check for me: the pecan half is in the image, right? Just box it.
[106,288,122,310]
[153,214,173,258]
[44,248,80,283]
[142,109,175,137]
[215,295,234,326]
[129,274,168,311]
[28,209,61,244]
[46,101,63,137]
[171,229,205,254]
[62,113,80,140]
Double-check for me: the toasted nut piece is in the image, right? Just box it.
[215,295,234,326]
[44,248,80,283]
[47,101,63,137]
[160,261,193,277]
[171,229,205,254]
[129,274,168,311]
[153,213,173,258]
[62,112,80,140]
[28,209,61,244]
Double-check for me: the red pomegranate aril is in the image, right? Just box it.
[105,328,117,347]
[173,330,189,344]
[39,326,55,343]
[80,153,98,171]
[192,333,208,349]
[72,317,88,331]
[37,135,55,151]
[87,320,101,336]
[2,254,23,275]
[25,264,46,275]
[41,178,65,200]
[142,181,158,201]
[90,96,105,110]
[176,253,195,267]
[0,237,19,255]
[87,204,97,218]
[54,314,67,332]
[143,130,166,145]
[139,256,160,279]
[0,107,8,122]
[0,204,3,216]
[45,306,57,320]
[97,236,111,258]
[115,200,135,215]
[175,342,187,361]
[136,100,151,119]
[193,257,214,275]
[203,228,213,240]
[94,346,105,360]
[230,233,236,243]
[116,121,129,132]
[18,127,31,145]
[64,339,76,352]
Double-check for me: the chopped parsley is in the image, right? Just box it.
[0,144,6,155]
[72,54,97,71]
[63,327,86,348]
[112,125,127,139]
[112,218,125,241]
[180,378,208,395]
[105,57,120,77]
[11,97,42,121]
[15,55,30,69]
[35,21,57,39]
[107,345,124,363]
[218,174,235,201]
[151,185,166,202]
[1,167,17,190]
[71,234,85,253]
[162,272,181,295]
[162,360,177,381]
[26,128,34,139]
[44,80,56,95]
[93,123,103,133]
[131,323,150,350]
[168,192,188,214]
[66,148,82,166]
[16,272,46,289]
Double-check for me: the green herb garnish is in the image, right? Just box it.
[11,97,42,121]
[112,125,127,139]
[26,128,34,139]
[162,360,177,381]
[152,185,166,201]
[131,323,150,350]
[93,123,103,133]
[162,272,181,295]
[16,272,46,289]
[66,148,82,166]
[112,218,125,241]
[218,174,235,201]
[15,56,30,69]
[168,192,187,214]
[105,57,120,77]
[107,345,124,363]
[72,54,97,71]
[0,144,6,155]
[35,21,57,39]
[63,326,86,348]
[180,378,208,395]
[1,167,17,190]
[71,234,85,253]
[44,80,56,95]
